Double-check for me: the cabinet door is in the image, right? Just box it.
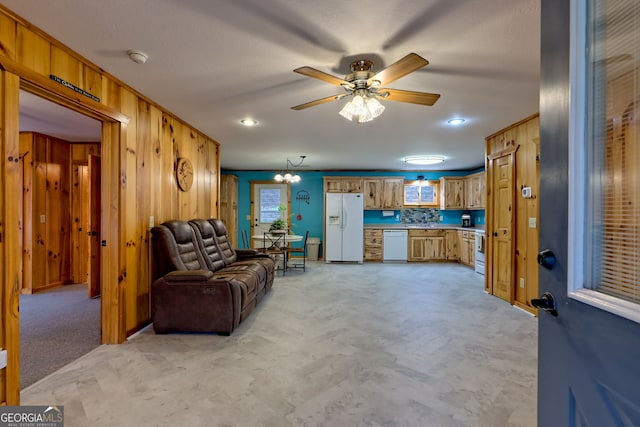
[382,178,404,209]
[424,237,445,260]
[445,230,458,260]
[458,231,470,264]
[363,179,382,209]
[440,177,465,209]
[465,176,475,208]
[364,229,383,261]
[408,236,426,261]
[476,172,486,209]
[325,179,344,193]
[342,178,363,193]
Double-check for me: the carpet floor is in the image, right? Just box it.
[20,283,101,389]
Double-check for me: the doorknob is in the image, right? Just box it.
[537,249,556,270]
[531,292,558,317]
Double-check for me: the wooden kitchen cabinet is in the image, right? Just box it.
[457,230,475,267]
[324,177,363,193]
[363,178,383,209]
[408,229,445,261]
[381,178,404,209]
[465,172,486,209]
[445,230,459,260]
[363,177,403,209]
[363,229,383,261]
[440,177,465,210]
[220,174,239,248]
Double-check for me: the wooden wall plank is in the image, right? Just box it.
[51,45,82,87]
[16,25,50,75]
[0,13,16,59]
[19,134,32,293]
[1,69,22,405]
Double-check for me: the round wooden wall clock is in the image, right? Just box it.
[176,157,194,192]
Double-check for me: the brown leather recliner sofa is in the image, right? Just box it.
[150,218,275,334]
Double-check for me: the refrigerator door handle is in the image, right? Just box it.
[342,208,347,230]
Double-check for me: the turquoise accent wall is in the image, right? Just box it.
[223,169,485,248]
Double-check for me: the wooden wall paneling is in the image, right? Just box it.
[31,135,47,291]
[82,65,103,101]
[1,69,22,404]
[51,45,82,87]
[16,25,50,76]
[19,133,32,293]
[101,121,125,344]
[70,163,82,283]
[526,119,540,311]
[48,137,72,287]
[121,89,139,333]
[161,113,178,221]
[101,77,122,111]
[0,13,16,60]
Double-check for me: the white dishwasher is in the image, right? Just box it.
[383,230,408,262]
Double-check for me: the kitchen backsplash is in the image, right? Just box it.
[364,208,485,225]
[401,208,440,224]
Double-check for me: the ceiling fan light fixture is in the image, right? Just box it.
[339,95,385,124]
[403,155,446,165]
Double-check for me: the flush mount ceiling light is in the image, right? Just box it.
[403,155,446,165]
[240,119,258,126]
[127,50,148,64]
[274,155,306,183]
[447,118,466,125]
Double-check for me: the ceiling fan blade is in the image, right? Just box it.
[294,66,352,87]
[291,94,347,110]
[377,88,440,106]
[368,53,429,87]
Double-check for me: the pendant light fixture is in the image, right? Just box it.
[274,156,306,183]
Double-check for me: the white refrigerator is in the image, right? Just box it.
[325,193,364,262]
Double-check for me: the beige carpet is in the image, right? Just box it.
[22,262,537,427]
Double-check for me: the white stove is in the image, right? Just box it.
[474,231,485,275]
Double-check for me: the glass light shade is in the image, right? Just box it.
[403,155,446,165]
[274,173,284,182]
[339,95,385,123]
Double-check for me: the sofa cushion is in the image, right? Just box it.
[189,219,227,271]
[151,220,208,279]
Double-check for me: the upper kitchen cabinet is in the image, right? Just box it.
[324,176,363,193]
[464,171,486,209]
[439,177,465,210]
[363,177,403,209]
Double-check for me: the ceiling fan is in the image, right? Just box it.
[291,53,440,123]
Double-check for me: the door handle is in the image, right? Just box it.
[531,292,558,317]
[537,249,556,270]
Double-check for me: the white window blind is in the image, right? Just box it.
[586,0,640,304]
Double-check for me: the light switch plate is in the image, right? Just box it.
[40,214,46,223]
[149,216,155,227]
[520,278,525,289]
[246,215,251,221]
[529,217,537,228]
[0,349,7,369]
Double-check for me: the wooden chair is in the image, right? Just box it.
[284,231,308,273]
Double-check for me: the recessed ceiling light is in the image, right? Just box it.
[240,119,258,126]
[403,155,446,165]
[447,118,466,125]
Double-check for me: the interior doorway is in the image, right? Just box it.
[18,90,103,389]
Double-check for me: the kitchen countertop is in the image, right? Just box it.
[364,224,485,232]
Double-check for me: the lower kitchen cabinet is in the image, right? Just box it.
[458,230,475,267]
[364,229,383,261]
[408,229,446,261]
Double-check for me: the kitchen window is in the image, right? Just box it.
[403,180,439,206]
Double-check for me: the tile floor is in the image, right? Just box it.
[22,261,538,427]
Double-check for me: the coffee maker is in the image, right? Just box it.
[461,213,472,227]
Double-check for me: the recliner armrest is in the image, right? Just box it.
[236,249,273,260]
[164,270,214,282]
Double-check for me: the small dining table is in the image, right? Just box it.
[251,233,303,271]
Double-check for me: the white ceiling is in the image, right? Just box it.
[2,0,540,171]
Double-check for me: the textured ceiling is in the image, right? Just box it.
[1,0,540,171]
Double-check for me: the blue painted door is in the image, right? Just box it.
[539,0,640,425]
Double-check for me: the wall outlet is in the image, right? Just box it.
[529,217,537,228]
[40,214,46,223]
[245,215,251,221]
[439,216,443,222]
[522,187,532,198]
[149,216,155,227]
[0,349,7,369]
[520,278,525,289]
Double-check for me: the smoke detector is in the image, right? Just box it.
[127,50,148,64]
